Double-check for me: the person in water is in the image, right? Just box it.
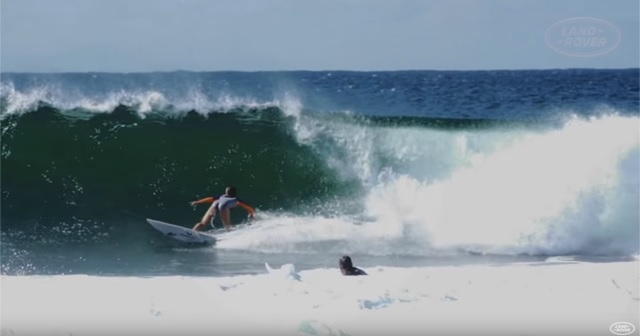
[190,185,255,231]
[339,255,367,276]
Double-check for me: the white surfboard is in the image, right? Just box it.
[146,218,216,244]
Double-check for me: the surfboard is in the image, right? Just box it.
[146,218,216,244]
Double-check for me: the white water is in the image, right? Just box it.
[239,102,640,257]
[2,260,638,336]
[0,81,276,117]
[362,115,640,256]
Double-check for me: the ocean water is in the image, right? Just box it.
[1,69,639,335]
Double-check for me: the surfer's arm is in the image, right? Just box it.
[190,197,217,206]
[237,200,256,218]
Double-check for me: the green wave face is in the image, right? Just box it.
[1,106,361,235]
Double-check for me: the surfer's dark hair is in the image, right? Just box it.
[339,255,353,269]
[225,185,237,197]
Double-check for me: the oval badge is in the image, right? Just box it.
[546,17,621,57]
[610,322,636,336]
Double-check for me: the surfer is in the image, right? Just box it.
[190,185,255,231]
[339,255,367,276]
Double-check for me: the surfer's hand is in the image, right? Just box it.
[189,201,196,207]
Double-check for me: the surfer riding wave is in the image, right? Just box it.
[190,185,256,231]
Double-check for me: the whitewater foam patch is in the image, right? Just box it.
[214,214,361,254]
[0,80,284,117]
[0,81,172,116]
[223,114,639,258]
[0,82,58,115]
[361,115,639,256]
[2,261,637,336]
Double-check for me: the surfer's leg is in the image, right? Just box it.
[193,201,219,231]
[215,196,237,231]
[220,208,232,231]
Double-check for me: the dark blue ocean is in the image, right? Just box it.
[1,69,639,277]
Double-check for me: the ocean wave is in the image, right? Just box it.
[1,70,638,267]
[1,102,638,259]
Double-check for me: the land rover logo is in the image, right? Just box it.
[610,322,636,335]
[546,17,621,57]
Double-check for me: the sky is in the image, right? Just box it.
[1,0,638,72]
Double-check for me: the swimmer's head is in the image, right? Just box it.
[225,185,237,197]
[339,255,353,275]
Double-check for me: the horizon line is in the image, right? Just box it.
[2,67,639,75]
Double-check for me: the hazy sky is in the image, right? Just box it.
[1,0,638,72]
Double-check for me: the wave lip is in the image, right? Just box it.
[0,81,285,118]
[3,69,639,119]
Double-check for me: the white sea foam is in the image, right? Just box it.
[0,81,278,117]
[361,114,640,256]
[1,261,637,336]
[230,113,640,257]
[0,82,56,115]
